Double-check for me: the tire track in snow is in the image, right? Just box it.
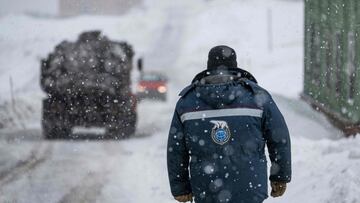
[58,171,106,203]
[0,143,53,187]
[57,142,122,203]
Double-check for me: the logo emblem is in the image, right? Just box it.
[210,120,231,145]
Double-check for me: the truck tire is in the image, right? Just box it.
[43,123,71,139]
[42,98,71,139]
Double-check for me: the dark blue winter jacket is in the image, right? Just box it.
[167,68,291,203]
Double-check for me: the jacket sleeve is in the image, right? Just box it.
[263,95,292,183]
[167,108,192,197]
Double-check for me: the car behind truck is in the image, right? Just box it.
[40,31,137,139]
[136,72,168,101]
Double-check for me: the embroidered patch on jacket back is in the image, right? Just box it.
[210,120,231,145]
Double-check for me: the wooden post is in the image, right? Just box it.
[267,8,273,53]
[9,76,15,111]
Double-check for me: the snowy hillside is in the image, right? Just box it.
[0,0,360,203]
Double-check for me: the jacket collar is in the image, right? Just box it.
[191,68,257,84]
[179,68,258,97]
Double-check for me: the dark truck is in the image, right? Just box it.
[40,31,137,139]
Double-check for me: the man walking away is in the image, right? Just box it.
[167,45,291,203]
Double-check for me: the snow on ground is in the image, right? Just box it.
[0,0,360,203]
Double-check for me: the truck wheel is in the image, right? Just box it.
[43,115,71,139]
[43,122,71,139]
[42,98,72,139]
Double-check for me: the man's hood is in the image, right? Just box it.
[191,68,257,108]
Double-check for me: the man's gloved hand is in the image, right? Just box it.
[174,193,193,202]
[271,181,287,197]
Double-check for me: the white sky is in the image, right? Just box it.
[0,0,58,15]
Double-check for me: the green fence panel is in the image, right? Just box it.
[304,0,360,125]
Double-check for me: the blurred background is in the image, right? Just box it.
[0,0,359,202]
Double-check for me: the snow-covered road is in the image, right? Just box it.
[0,101,174,203]
[1,0,360,203]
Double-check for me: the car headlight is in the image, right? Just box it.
[157,85,167,93]
[137,85,146,92]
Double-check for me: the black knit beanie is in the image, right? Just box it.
[207,45,237,70]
